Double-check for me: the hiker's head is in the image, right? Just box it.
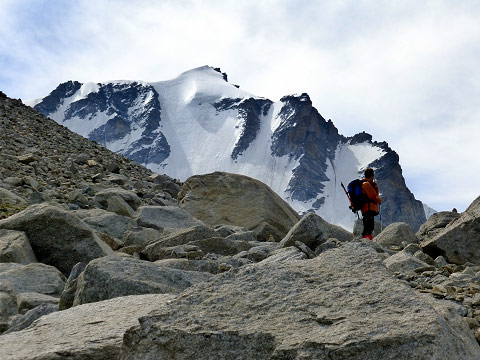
[364,168,375,180]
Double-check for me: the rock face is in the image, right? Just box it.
[178,172,300,241]
[0,294,176,360]
[0,204,114,275]
[120,243,479,359]
[421,196,480,264]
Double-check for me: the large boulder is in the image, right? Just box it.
[178,172,300,241]
[6,303,58,333]
[0,204,114,275]
[417,210,461,242]
[0,229,37,264]
[120,243,479,359]
[0,294,175,360]
[279,212,352,249]
[374,222,417,248]
[71,255,211,307]
[135,205,205,231]
[421,196,480,264]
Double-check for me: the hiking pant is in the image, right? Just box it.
[362,211,376,236]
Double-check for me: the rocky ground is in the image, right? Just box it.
[1,91,480,359]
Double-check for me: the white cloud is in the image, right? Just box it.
[1,0,480,212]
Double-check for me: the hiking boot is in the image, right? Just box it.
[363,235,373,241]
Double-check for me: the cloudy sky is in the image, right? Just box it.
[1,0,479,212]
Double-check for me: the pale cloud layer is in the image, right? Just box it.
[1,0,479,212]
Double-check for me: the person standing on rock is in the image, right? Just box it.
[361,168,382,240]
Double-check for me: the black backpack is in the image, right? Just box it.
[346,179,367,212]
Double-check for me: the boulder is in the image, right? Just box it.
[16,292,60,314]
[71,255,211,307]
[0,281,17,331]
[120,243,480,359]
[0,187,25,205]
[122,227,162,249]
[383,250,431,273]
[83,212,137,240]
[178,172,300,240]
[135,205,205,231]
[421,196,480,264]
[417,210,461,242]
[107,195,135,217]
[94,188,141,211]
[0,294,175,360]
[0,263,66,296]
[279,212,352,249]
[374,222,417,248]
[0,204,114,275]
[0,229,37,264]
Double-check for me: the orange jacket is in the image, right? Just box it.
[361,179,382,214]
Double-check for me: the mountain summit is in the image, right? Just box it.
[27,66,426,230]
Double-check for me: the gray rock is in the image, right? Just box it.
[0,263,66,296]
[280,212,352,249]
[0,229,37,264]
[0,203,114,275]
[294,240,316,259]
[414,250,435,265]
[144,237,251,261]
[225,230,257,242]
[178,172,300,240]
[120,243,480,359]
[107,195,135,217]
[0,187,25,205]
[3,177,23,187]
[83,212,137,240]
[315,238,343,255]
[16,292,59,314]
[259,246,307,264]
[214,224,249,238]
[122,227,162,248]
[434,256,449,268]
[383,250,431,273]
[94,188,141,211]
[142,225,216,260]
[154,258,221,274]
[6,303,58,333]
[0,281,17,328]
[417,210,461,242]
[0,294,175,360]
[59,262,87,310]
[135,205,205,231]
[374,222,417,247]
[421,196,480,264]
[71,255,211,307]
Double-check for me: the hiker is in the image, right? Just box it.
[361,168,382,240]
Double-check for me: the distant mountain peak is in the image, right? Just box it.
[28,66,427,231]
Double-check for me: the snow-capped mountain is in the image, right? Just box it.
[27,66,426,230]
